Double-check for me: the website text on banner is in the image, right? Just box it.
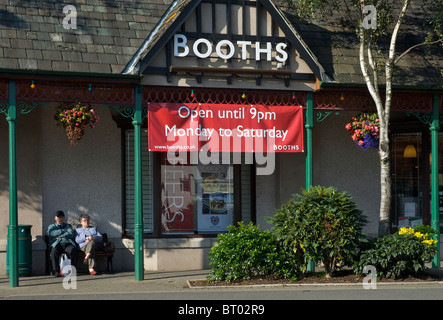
[148,103,304,153]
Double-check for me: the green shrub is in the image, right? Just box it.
[354,225,438,279]
[206,222,301,282]
[267,186,367,277]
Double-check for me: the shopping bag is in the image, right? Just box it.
[59,254,72,277]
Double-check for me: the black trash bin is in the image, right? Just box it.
[6,225,32,276]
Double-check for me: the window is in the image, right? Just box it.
[123,130,254,236]
[124,129,154,234]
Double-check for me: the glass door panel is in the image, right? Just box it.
[392,133,423,228]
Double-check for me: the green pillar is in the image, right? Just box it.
[430,94,440,269]
[133,85,144,281]
[305,92,314,272]
[7,80,18,287]
[305,92,313,189]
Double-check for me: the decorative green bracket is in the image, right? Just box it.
[314,111,340,123]
[406,112,432,125]
[0,101,48,117]
[104,104,148,121]
[17,101,49,115]
[406,112,443,125]
[0,100,7,115]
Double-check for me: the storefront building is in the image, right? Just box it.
[0,0,442,285]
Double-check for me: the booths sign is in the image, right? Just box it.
[174,34,288,62]
[148,103,304,153]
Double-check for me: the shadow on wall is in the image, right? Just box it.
[0,111,43,231]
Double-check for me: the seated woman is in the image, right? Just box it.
[74,214,103,275]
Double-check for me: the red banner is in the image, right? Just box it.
[148,103,304,153]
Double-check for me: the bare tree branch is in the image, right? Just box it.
[394,39,443,65]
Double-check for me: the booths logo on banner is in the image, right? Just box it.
[148,103,304,153]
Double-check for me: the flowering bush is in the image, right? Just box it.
[354,225,438,279]
[53,102,99,146]
[345,113,379,150]
[398,226,438,246]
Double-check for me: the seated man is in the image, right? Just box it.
[47,210,78,277]
[75,214,103,275]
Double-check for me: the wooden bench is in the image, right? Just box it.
[45,233,114,274]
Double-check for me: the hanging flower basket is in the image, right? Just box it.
[52,102,99,146]
[345,113,379,150]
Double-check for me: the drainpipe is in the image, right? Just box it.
[133,85,144,280]
[7,80,18,287]
[430,94,440,269]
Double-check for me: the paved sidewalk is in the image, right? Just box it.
[0,270,209,299]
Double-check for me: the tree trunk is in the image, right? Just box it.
[378,125,391,236]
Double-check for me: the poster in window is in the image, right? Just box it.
[197,166,233,232]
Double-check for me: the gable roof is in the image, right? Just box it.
[0,0,440,88]
[124,0,332,82]
[122,0,194,75]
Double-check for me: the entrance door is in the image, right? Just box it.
[391,130,443,232]
[391,132,426,228]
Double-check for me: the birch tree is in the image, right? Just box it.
[287,0,443,236]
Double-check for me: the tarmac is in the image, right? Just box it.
[1,268,443,302]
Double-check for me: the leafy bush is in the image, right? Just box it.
[206,222,301,282]
[354,225,438,279]
[267,186,367,277]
